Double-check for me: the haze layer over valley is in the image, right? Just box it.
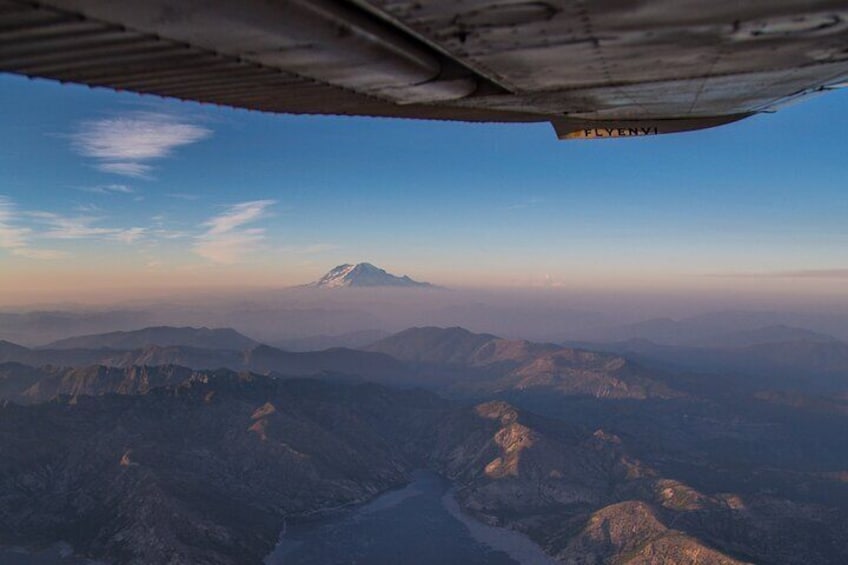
[5,281,848,348]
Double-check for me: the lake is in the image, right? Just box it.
[264,469,556,565]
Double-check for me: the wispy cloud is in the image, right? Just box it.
[0,197,66,260]
[203,200,274,236]
[0,198,29,249]
[70,112,211,178]
[28,211,146,244]
[153,229,190,240]
[77,183,134,195]
[30,212,116,239]
[113,227,146,244]
[74,203,104,214]
[98,162,151,177]
[194,200,275,264]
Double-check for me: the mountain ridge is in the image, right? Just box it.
[0,339,407,384]
[43,325,258,351]
[368,326,680,400]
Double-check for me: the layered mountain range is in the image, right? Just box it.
[1,325,679,400]
[0,327,404,385]
[44,326,258,351]
[2,325,848,564]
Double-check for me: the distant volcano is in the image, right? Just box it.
[307,263,435,288]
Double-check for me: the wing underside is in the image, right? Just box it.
[2,0,848,138]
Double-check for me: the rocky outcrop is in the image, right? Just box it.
[557,501,745,565]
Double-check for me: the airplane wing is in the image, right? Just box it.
[2,0,848,139]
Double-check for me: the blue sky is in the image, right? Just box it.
[1,72,847,302]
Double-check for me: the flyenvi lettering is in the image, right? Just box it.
[582,127,659,137]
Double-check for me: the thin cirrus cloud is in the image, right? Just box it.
[0,197,28,249]
[28,211,146,244]
[70,112,212,178]
[0,197,66,260]
[77,183,134,195]
[194,200,276,264]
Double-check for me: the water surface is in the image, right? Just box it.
[265,469,555,565]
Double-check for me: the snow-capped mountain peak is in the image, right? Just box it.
[308,263,434,288]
